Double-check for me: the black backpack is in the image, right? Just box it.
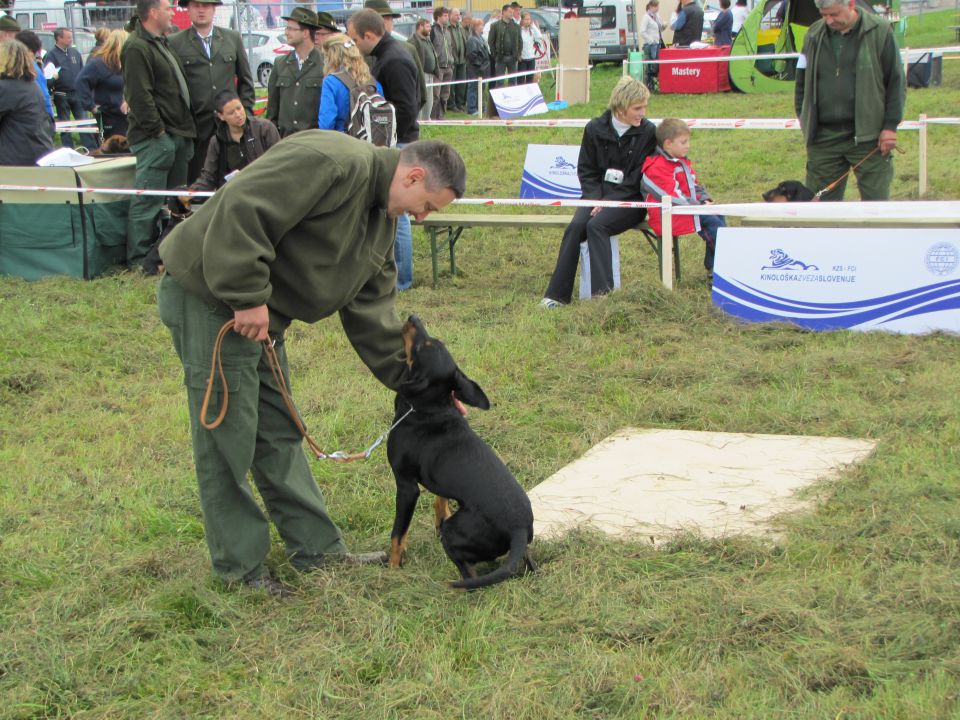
[333,71,397,148]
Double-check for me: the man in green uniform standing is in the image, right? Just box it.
[265,7,337,137]
[122,0,196,272]
[169,0,256,183]
[488,3,521,86]
[795,0,904,200]
[157,135,466,596]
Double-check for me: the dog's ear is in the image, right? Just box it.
[453,369,490,410]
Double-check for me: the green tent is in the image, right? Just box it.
[728,0,880,93]
[0,157,133,280]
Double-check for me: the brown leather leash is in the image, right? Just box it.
[200,319,412,462]
[814,144,905,200]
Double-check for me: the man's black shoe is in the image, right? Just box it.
[243,575,292,597]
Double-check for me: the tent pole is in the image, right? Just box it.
[661,196,674,291]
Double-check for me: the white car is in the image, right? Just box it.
[242,30,291,87]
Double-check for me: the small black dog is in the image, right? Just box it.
[387,315,536,590]
[142,194,193,276]
[762,180,815,203]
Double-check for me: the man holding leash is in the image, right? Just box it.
[795,0,904,201]
[157,134,466,596]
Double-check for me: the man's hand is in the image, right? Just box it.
[590,206,601,217]
[878,129,897,155]
[233,305,270,342]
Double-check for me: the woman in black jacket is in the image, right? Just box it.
[0,39,54,166]
[541,77,657,306]
[187,90,280,194]
[75,29,128,139]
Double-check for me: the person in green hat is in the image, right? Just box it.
[265,7,336,136]
[0,14,22,41]
[121,0,196,272]
[169,0,256,183]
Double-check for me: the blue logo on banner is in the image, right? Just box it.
[761,249,819,272]
[551,156,577,171]
[925,243,959,276]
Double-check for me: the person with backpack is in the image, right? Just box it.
[318,33,392,143]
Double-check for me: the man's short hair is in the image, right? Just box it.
[137,0,163,20]
[433,6,449,20]
[416,18,430,30]
[607,76,650,115]
[814,0,847,7]
[15,29,42,54]
[656,118,691,146]
[350,8,385,37]
[501,4,511,12]
[53,27,70,41]
[400,140,467,198]
[720,0,730,7]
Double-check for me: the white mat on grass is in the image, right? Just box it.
[529,428,876,542]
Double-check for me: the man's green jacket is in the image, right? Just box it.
[159,131,407,390]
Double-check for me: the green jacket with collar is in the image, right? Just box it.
[121,23,196,145]
[168,25,256,142]
[266,47,324,137]
[796,10,904,146]
[158,131,407,391]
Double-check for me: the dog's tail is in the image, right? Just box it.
[449,528,532,591]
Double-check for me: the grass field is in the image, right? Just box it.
[2,33,959,720]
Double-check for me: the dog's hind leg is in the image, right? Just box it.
[433,496,452,535]
[524,552,537,573]
[390,480,420,568]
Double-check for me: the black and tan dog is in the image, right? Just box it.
[762,180,815,203]
[386,315,536,590]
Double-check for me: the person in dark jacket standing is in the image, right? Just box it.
[448,8,469,113]
[430,7,454,119]
[408,18,437,121]
[157,136,465,597]
[488,3,521,86]
[0,38,54,166]
[541,77,657,307]
[169,0,256,182]
[362,0,427,116]
[349,7,420,291]
[75,28,129,139]
[14,30,55,123]
[795,0,903,201]
[46,27,98,150]
[671,0,704,46]
[266,7,336,137]
[711,0,733,45]
[465,17,490,115]
[122,0,197,272]
[187,89,279,193]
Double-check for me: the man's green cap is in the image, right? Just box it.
[0,15,22,32]
[281,6,320,28]
[363,0,401,18]
[314,11,339,32]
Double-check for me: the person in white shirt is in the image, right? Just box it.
[518,12,544,84]
[639,0,663,90]
[731,0,749,35]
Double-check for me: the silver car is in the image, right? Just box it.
[242,30,291,87]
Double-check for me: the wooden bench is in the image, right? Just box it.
[412,213,679,288]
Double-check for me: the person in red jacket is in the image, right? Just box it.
[641,117,726,275]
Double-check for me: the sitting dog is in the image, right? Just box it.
[387,315,536,590]
[141,194,192,276]
[762,180,815,203]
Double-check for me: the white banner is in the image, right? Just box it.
[519,144,581,199]
[489,83,549,118]
[712,228,960,334]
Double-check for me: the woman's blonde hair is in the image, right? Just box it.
[607,76,650,114]
[0,39,37,81]
[322,33,373,86]
[91,28,127,72]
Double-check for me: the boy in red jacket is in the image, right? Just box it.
[641,118,726,275]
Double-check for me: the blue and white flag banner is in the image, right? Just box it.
[489,83,549,119]
[519,144,581,199]
[712,227,960,334]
